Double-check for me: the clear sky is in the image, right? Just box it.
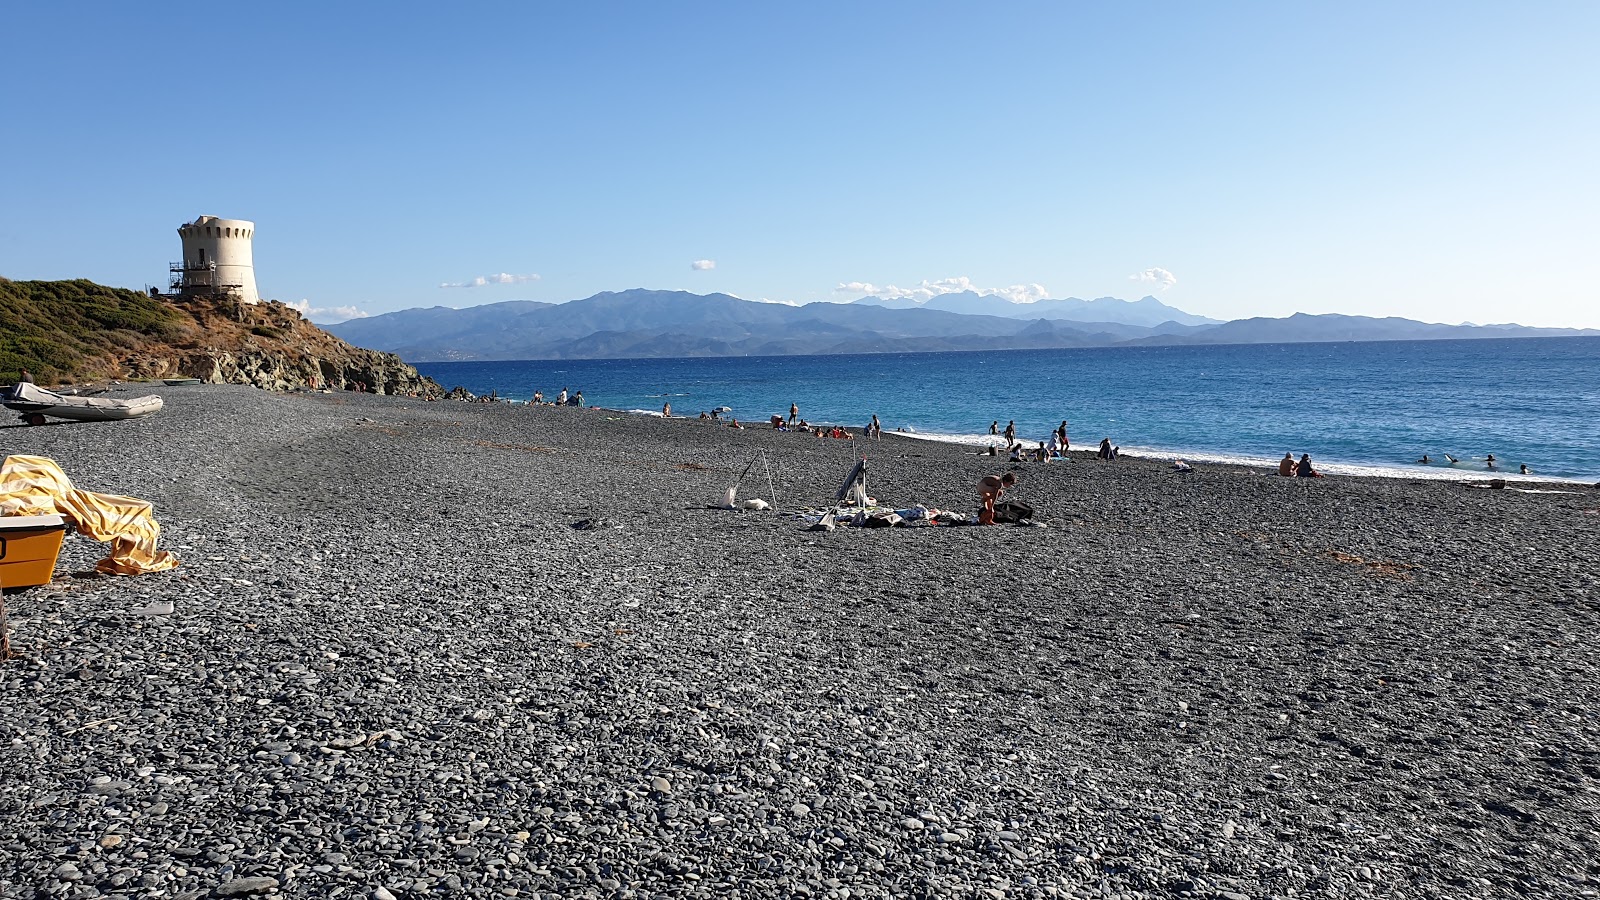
[3,2,1597,327]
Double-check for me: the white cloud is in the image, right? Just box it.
[1128,267,1177,291]
[691,259,716,271]
[833,276,1050,305]
[439,272,541,289]
[289,299,370,324]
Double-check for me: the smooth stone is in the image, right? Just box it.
[215,875,280,896]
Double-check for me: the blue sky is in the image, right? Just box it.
[3,2,1597,327]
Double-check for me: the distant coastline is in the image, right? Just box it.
[329,289,1600,363]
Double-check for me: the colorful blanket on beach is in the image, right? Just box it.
[0,455,179,575]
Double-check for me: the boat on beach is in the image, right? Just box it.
[162,378,203,386]
[2,382,164,426]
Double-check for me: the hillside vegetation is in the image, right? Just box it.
[0,278,190,383]
[0,277,439,395]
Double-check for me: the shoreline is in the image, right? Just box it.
[602,405,1596,487]
[4,385,1598,898]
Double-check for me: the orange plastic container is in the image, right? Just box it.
[0,514,67,589]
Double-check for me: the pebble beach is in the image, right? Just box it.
[3,385,1599,900]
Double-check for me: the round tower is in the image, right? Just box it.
[175,215,259,304]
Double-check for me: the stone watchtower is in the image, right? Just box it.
[171,215,259,305]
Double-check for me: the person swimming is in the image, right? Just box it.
[1520,463,1530,475]
[1444,454,1459,464]
[1486,453,1497,469]
[1417,454,1431,464]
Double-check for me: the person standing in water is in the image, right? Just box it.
[989,421,999,436]
[1003,420,1016,444]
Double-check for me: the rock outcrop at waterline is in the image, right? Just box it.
[0,277,442,396]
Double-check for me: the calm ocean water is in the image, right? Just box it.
[416,337,1600,482]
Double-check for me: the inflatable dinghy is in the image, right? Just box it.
[3,382,164,425]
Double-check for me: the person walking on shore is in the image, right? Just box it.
[788,402,799,426]
[662,401,671,417]
[1056,420,1068,451]
[1003,420,1016,444]
[978,472,1017,525]
[869,414,881,439]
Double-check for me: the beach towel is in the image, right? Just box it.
[0,455,179,575]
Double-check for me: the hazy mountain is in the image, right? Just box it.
[1134,312,1600,346]
[326,290,1599,362]
[851,291,1222,327]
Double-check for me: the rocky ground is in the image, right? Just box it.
[2,385,1598,900]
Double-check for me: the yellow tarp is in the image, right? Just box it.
[0,455,179,575]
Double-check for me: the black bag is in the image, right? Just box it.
[992,498,1034,524]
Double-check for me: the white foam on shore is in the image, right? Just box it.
[889,430,1591,485]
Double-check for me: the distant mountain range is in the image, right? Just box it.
[852,291,1221,327]
[326,290,1599,362]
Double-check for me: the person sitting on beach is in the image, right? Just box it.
[1295,454,1322,478]
[18,368,34,384]
[977,472,1017,526]
[532,391,544,405]
[556,388,568,406]
[798,418,809,429]
[1008,445,1023,462]
[1099,438,1115,462]
[1278,452,1295,475]
[1172,459,1193,472]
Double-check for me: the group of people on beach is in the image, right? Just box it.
[1277,453,1322,478]
[528,388,584,407]
[984,419,1119,465]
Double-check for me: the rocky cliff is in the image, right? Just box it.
[0,278,442,397]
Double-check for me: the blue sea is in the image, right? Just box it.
[416,337,1600,482]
